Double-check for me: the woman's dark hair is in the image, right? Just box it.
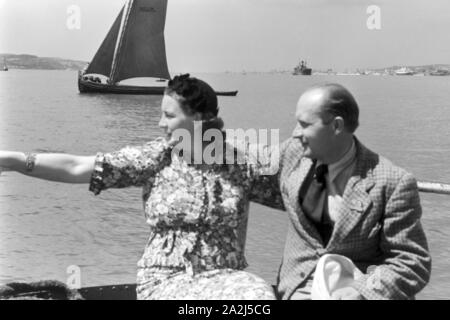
[165,74,218,120]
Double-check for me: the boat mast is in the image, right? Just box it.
[109,0,135,84]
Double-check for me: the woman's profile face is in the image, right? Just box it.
[159,94,198,141]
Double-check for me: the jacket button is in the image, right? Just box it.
[300,272,305,278]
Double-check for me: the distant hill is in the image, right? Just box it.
[0,54,88,70]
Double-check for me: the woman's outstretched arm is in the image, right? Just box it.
[0,151,96,184]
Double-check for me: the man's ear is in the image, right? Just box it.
[333,116,345,134]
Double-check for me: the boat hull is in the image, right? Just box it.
[292,68,312,76]
[430,71,450,76]
[78,75,238,97]
[77,283,278,300]
[79,77,166,95]
[78,283,136,300]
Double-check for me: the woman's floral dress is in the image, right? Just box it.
[89,137,283,300]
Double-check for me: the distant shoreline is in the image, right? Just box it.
[0,53,87,71]
[1,53,449,75]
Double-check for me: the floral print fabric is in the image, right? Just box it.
[89,137,283,300]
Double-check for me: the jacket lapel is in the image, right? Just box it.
[287,155,324,247]
[326,140,376,250]
[281,140,323,248]
[290,157,313,209]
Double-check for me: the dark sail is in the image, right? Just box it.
[85,8,124,76]
[110,0,170,83]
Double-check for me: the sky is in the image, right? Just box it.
[1,0,450,72]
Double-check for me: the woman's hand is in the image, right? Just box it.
[0,151,15,173]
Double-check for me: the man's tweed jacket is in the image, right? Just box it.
[251,137,431,300]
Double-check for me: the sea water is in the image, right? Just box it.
[0,70,449,299]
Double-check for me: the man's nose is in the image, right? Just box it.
[292,124,303,139]
[158,117,166,129]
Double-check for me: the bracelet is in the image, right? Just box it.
[25,153,37,172]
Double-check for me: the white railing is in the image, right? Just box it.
[418,181,450,195]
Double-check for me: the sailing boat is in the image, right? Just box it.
[78,0,237,96]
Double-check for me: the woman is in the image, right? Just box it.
[0,74,283,300]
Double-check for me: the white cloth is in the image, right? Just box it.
[311,254,364,300]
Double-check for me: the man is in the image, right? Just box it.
[251,83,431,300]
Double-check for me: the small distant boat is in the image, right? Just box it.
[429,69,450,76]
[293,60,312,76]
[2,58,8,71]
[78,0,237,97]
[395,67,415,76]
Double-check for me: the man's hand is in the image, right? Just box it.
[331,287,364,300]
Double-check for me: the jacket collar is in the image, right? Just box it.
[287,137,377,250]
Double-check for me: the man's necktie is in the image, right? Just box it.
[300,163,328,218]
[314,164,328,186]
[299,162,332,245]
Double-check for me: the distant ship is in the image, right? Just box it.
[293,60,312,76]
[429,69,450,76]
[395,67,415,76]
